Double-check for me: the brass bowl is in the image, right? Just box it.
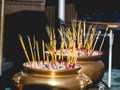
[77,60,105,84]
[45,50,104,84]
[12,61,92,90]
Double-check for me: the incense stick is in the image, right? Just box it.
[27,36,35,62]
[84,25,92,48]
[36,41,40,61]
[58,29,64,60]
[33,36,36,61]
[93,31,101,50]
[83,21,86,37]
[46,54,49,64]
[46,26,53,46]
[83,21,86,47]
[42,40,45,60]
[88,27,96,50]
[18,34,30,63]
[99,26,109,51]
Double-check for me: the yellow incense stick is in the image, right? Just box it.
[42,40,45,60]
[45,45,52,61]
[33,36,36,61]
[35,41,40,61]
[50,27,53,46]
[93,31,101,50]
[18,34,30,63]
[81,28,83,47]
[88,27,96,50]
[84,25,92,47]
[53,29,57,61]
[72,19,76,32]
[58,29,65,60]
[99,26,109,51]
[83,21,86,37]
[46,26,53,45]
[53,35,56,52]
[83,21,86,47]
[58,49,61,60]
[78,24,83,48]
[67,50,70,64]
[27,36,35,61]
[46,55,49,64]
[77,21,82,47]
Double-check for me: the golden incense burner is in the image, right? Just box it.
[54,50,105,84]
[13,20,108,90]
[12,61,92,90]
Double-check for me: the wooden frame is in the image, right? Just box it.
[0,0,5,75]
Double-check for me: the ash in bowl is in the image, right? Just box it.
[23,61,80,71]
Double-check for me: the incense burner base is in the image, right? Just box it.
[12,69,92,90]
[77,60,105,84]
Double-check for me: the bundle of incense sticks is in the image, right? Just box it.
[18,20,109,70]
[45,26,58,67]
[18,34,41,63]
[45,26,78,67]
[18,30,77,70]
[58,28,66,60]
[58,19,109,56]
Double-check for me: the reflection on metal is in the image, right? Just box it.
[12,62,92,90]
[0,0,5,76]
[77,60,105,84]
